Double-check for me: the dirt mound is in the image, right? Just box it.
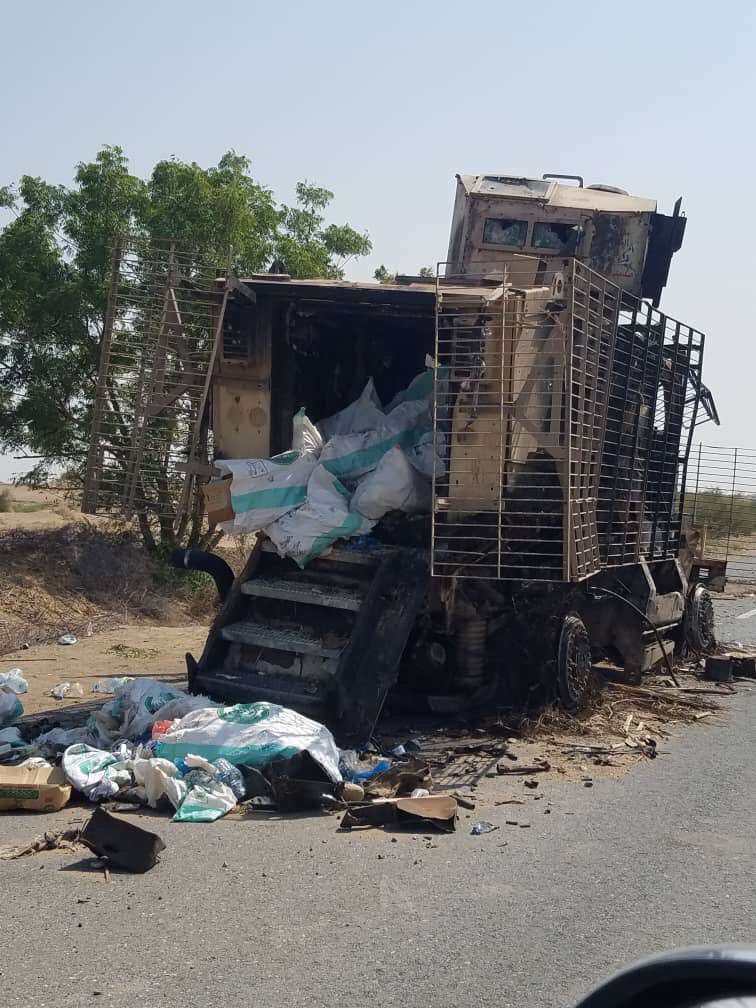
[0,524,215,654]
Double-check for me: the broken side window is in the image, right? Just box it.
[532,221,578,251]
[482,218,528,247]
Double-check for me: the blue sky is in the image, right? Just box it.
[0,0,752,479]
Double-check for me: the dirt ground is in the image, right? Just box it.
[2,624,207,719]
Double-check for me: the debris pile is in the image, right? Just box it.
[206,365,439,564]
[0,677,460,840]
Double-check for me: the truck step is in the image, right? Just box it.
[220,619,347,658]
[241,576,364,611]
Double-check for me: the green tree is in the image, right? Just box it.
[374,264,435,283]
[0,147,372,544]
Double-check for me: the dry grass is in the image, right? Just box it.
[522,679,723,747]
[0,525,214,654]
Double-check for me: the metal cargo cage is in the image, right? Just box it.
[431,259,705,582]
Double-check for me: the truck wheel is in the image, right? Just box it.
[557,614,592,712]
[685,584,716,653]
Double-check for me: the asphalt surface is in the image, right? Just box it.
[3,598,756,1008]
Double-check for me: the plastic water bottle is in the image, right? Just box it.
[213,758,246,800]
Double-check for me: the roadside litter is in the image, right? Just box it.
[58,634,78,646]
[0,669,28,694]
[91,677,133,694]
[0,764,71,811]
[50,682,84,700]
[0,688,23,727]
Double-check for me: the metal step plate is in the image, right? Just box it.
[220,619,347,658]
[241,576,364,611]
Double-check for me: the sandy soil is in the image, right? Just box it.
[3,624,208,719]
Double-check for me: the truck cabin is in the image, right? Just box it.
[446,173,686,305]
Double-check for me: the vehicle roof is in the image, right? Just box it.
[458,174,657,213]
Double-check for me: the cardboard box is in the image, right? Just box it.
[202,476,233,526]
[0,765,71,812]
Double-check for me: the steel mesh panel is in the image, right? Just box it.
[82,239,225,523]
[431,260,706,582]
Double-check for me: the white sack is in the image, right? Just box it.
[155,701,342,783]
[317,378,384,440]
[265,464,374,567]
[351,445,431,520]
[291,408,324,455]
[219,450,319,534]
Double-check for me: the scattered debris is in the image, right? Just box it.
[50,682,83,700]
[57,634,78,646]
[0,764,71,811]
[496,761,550,775]
[0,827,81,860]
[0,669,27,694]
[523,779,539,789]
[81,808,166,873]
[470,820,499,835]
[341,796,457,833]
[453,793,476,810]
[494,798,525,806]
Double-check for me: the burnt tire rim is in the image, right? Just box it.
[687,585,716,652]
[558,614,592,711]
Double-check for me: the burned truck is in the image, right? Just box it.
[83,173,718,745]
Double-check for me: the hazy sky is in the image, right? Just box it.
[0,0,752,481]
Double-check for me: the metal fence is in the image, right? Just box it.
[431,259,706,583]
[82,239,227,529]
[684,444,756,583]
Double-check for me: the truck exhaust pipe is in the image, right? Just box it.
[169,549,234,602]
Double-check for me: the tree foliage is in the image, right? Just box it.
[0,147,372,537]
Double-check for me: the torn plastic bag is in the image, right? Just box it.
[62,744,132,801]
[317,378,385,440]
[218,450,319,535]
[173,777,237,822]
[32,725,90,750]
[265,464,374,567]
[130,757,187,810]
[86,679,210,748]
[351,445,431,521]
[319,398,431,482]
[408,429,447,479]
[291,407,324,455]
[0,670,28,694]
[0,689,23,728]
[384,358,435,412]
[154,701,342,783]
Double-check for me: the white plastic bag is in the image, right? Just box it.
[291,408,324,455]
[219,450,319,534]
[319,398,432,481]
[50,682,83,700]
[351,445,431,520]
[0,689,23,728]
[408,429,446,478]
[317,378,384,440]
[91,676,133,695]
[62,743,132,801]
[130,756,187,810]
[32,725,90,749]
[173,779,237,823]
[0,669,28,694]
[265,464,374,567]
[86,678,210,748]
[155,701,342,783]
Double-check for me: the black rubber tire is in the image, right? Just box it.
[685,584,716,653]
[557,613,593,712]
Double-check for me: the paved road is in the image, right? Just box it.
[3,600,756,1008]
